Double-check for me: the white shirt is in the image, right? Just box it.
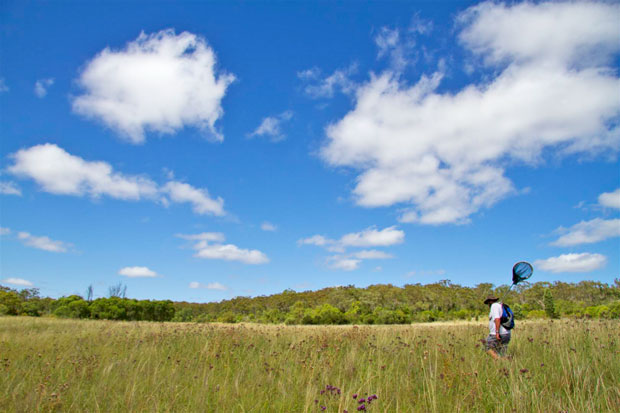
[489,302,509,335]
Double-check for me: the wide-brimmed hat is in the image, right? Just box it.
[484,295,499,305]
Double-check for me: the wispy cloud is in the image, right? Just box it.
[34,78,54,98]
[300,226,402,271]
[118,266,158,278]
[1,278,33,287]
[260,222,277,232]
[248,111,293,142]
[0,181,21,196]
[535,253,607,273]
[189,281,228,290]
[551,218,620,246]
[17,231,71,253]
[299,226,404,251]
[298,64,358,99]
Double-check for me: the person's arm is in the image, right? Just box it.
[491,303,502,339]
[494,317,501,340]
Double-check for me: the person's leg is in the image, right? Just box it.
[485,335,501,360]
[498,334,511,357]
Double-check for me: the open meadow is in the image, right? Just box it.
[1,317,619,412]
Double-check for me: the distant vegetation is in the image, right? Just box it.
[2,279,618,324]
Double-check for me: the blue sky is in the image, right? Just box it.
[1,0,619,302]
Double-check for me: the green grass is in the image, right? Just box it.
[1,317,618,412]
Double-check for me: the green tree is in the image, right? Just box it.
[544,288,558,319]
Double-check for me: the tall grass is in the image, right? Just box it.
[1,317,618,412]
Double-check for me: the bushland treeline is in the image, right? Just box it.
[1,280,618,324]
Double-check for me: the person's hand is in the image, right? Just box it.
[495,332,500,340]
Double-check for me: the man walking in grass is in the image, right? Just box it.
[484,295,510,360]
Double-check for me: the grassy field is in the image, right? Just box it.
[1,317,618,412]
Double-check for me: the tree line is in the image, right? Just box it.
[1,279,618,324]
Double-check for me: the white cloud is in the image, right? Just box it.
[179,233,269,264]
[298,234,331,247]
[17,231,70,253]
[321,1,620,225]
[535,253,607,273]
[2,278,33,287]
[162,181,224,216]
[34,78,54,98]
[248,111,293,142]
[194,243,269,264]
[351,249,394,259]
[300,64,358,98]
[189,281,227,290]
[340,226,405,247]
[72,29,234,144]
[0,78,8,93]
[551,218,620,246]
[458,1,620,67]
[118,266,158,278]
[300,226,401,270]
[261,222,277,232]
[374,26,419,72]
[598,188,620,209]
[0,227,10,235]
[7,144,225,216]
[0,181,21,196]
[326,255,361,271]
[8,144,158,200]
[299,226,404,252]
[176,232,225,242]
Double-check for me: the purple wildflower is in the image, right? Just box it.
[357,405,366,411]
[352,394,358,399]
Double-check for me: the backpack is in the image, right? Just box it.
[500,303,515,330]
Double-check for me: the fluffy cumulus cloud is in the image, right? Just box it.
[535,253,607,273]
[189,281,227,290]
[300,226,401,270]
[551,218,620,246]
[0,227,10,235]
[321,1,620,225]
[248,111,293,142]
[0,181,21,196]
[72,29,235,144]
[7,144,225,216]
[118,266,158,278]
[178,233,269,264]
[598,188,620,209]
[34,78,54,98]
[1,278,33,287]
[17,231,70,253]
[8,144,158,200]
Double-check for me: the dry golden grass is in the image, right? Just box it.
[1,317,618,412]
